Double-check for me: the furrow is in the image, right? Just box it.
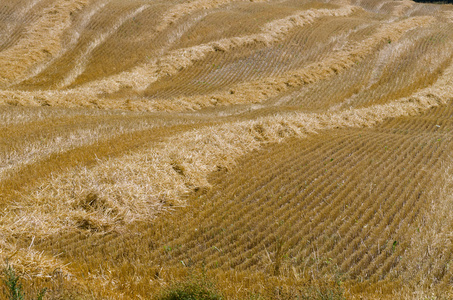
[218,134,394,270]
[147,15,434,111]
[179,134,365,266]
[0,0,90,85]
[12,0,110,86]
[72,5,359,96]
[57,4,150,88]
[326,140,430,270]
[0,0,45,50]
[362,143,449,279]
[148,16,375,102]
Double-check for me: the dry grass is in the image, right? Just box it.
[1,0,453,298]
[0,0,89,85]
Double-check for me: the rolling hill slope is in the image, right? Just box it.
[1,0,453,298]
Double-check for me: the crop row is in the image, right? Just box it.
[26,101,453,298]
[1,0,444,113]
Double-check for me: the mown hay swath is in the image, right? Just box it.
[1,0,453,298]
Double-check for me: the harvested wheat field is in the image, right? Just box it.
[2,0,453,298]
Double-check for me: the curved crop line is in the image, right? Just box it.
[392,0,414,17]
[22,57,453,234]
[0,121,158,180]
[57,4,150,88]
[57,0,270,89]
[0,4,359,107]
[0,0,45,48]
[12,0,110,86]
[153,83,450,208]
[0,0,90,85]
[147,16,435,111]
[76,5,359,95]
[161,12,209,54]
[154,0,268,33]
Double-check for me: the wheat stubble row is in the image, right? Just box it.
[2,0,453,298]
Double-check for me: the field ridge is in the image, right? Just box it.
[1,0,453,298]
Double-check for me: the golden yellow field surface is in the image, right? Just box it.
[1,0,453,298]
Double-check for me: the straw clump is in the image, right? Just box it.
[0,5,358,107]
[14,59,452,239]
[2,0,453,298]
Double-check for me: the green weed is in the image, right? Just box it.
[156,274,223,300]
[2,262,47,300]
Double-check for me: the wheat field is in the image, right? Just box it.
[1,0,453,298]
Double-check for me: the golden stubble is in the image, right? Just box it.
[9,54,452,242]
[0,0,90,85]
[0,0,453,295]
[0,4,359,108]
